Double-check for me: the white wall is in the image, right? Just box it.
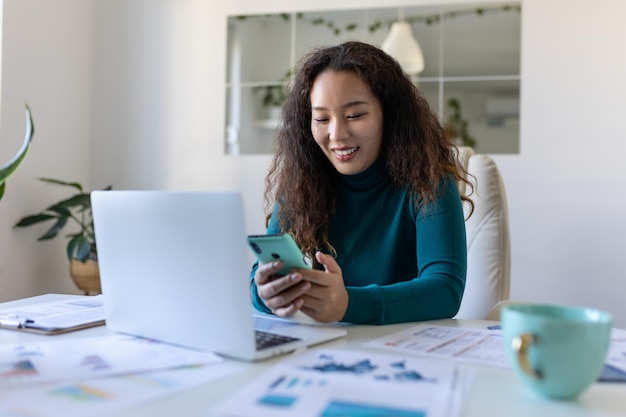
[2,0,626,326]
[502,0,626,322]
[91,0,269,251]
[0,0,95,299]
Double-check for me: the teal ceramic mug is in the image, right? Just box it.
[501,303,612,400]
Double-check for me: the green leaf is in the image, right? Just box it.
[51,193,90,210]
[68,235,91,261]
[262,94,272,107]
[47,205,71,217]
[38,217,68,241]
[37,177,83,192]
[75,240,91,261]
[15,213,58,227]
[0,104,35,198]
[66,236,79,261]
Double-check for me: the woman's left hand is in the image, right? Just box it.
[299,251,349,323]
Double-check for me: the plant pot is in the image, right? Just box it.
[268,105,283,121]
[69,259,101,295]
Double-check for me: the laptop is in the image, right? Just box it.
[90,190,346,361]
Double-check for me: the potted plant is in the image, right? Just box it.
[254,69,292,120]
[1,104,34,203]
[444,98,477,148]
[14,178,112,294]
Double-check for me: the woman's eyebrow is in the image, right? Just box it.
[311,100,370,111]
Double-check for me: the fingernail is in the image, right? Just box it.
[273,261,280,268]
[290,273,298,281]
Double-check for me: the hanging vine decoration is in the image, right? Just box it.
[236,4,521,120]
[311,17,357,36]
[235,4,521,37]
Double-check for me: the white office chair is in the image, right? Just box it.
[454,146,511,319]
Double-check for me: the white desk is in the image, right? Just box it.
[2,294,625,417]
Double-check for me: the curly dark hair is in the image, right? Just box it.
[265,41,474,260]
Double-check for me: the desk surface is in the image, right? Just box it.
[2,294,625,417]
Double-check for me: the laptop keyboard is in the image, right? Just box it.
[255,330,301,350]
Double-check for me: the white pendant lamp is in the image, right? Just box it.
[381,10,425,75]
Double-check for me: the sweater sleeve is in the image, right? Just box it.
[342,177,467,324]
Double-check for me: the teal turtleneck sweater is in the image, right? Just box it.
[250,159,467,325]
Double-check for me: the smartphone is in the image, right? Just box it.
[247,233,311,276]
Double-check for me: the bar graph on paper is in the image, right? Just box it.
[212,349,463,417]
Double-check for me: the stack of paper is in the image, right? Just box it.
[0,334,240,417]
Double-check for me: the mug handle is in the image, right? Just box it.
[511,333,543,379]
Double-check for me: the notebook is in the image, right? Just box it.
[90,190,346,361]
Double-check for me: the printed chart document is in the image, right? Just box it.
[0,363,243,417]
[366,324,626,382]
[209,348,473,417]
[0,333,223,389]
[365,324,509,368]
[604,328,626,381]
[0,295,105,334]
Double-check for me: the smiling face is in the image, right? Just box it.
[310,70,384,175]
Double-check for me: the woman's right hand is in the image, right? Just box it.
[253,261,311,317]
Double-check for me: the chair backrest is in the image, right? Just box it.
[454,147,511,319]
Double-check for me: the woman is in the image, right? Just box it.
[250,41,474,325]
